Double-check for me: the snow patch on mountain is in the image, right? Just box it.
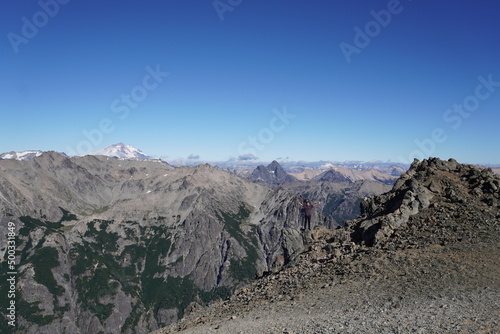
[0,150,44,161]
[90,143,153,159]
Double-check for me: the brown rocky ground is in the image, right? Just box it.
[153,159,499,334]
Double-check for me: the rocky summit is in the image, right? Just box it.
[246,161,297,185]
[154,158,499,334]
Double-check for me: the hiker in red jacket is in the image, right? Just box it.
[296,199,321,230]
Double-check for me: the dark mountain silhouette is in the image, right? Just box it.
[246,160,297,184]
[312,169,351,183]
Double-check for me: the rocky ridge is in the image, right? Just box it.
[288,165,402,184]
[351,158,499,247]
[154,158,500,334]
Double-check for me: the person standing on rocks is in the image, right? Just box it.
[296,199,321,230]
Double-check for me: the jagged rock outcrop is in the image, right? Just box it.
[348,158,499,246]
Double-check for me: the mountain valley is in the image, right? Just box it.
[0,149,498,334]
[0,151,340,333]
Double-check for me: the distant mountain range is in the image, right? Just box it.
[1,143,499,333]
[0,144,154,162]
[2,144,498,175]
[0,144,410,175]
[0,143,400,226]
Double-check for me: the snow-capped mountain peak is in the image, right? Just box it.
[0,150,43,161]
[90,143,152,159]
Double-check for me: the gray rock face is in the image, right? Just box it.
[312,169,351,183]
[281,178,392,225]
[348,158,500,246]
[281,228,304,264]
[0,153,334,333]
[246,161,297,185]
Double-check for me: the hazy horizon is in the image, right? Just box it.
[4,143,500,168]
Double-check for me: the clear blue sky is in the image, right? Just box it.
[2,0,499,164]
